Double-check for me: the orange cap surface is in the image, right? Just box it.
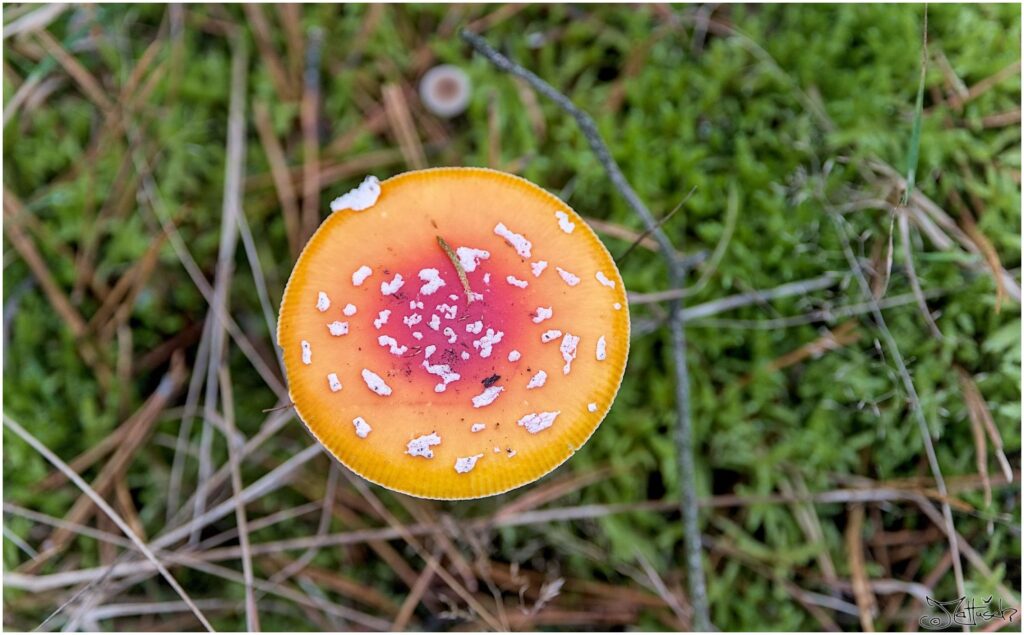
[278,168,629,499]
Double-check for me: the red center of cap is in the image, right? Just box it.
[367,249,530,395]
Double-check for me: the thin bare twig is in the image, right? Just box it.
[846,504,877,631]
[461,29,711,630]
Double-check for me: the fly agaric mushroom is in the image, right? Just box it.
[278,168,629,499]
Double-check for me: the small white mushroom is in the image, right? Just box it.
[419,65,471,118]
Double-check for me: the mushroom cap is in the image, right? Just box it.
[278,168,629,499]
[419,64,471,118]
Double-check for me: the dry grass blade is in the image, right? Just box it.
[2,3,67,39]
[3,190,87,337]
[276,4,303,80]
[219,367,260,631]
[2,415,215,632]
[846,504,877,631]
[391,549,441,631]
[493,466,612,520]
[634,549,691,627]
[86,233,167,336]
[3,525,38,559]
[253,101,302,258]
[583,216,661,252]
[264,555,401,615]
[957,366,1013,485]
[897,211,944,338]
[947,176,1010,313]
[383,83,427,169]
[740,320,859,387]
[243,4,293,100]
[980,108,1021,129]
[33,29,113,113]
[300,27,323,245]
[779,473,839,587]
[944,59,1022,111]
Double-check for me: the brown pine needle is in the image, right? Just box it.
[437,235,475,302]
